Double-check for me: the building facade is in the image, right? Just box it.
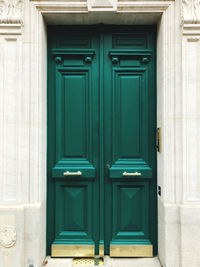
[0,0,200,266]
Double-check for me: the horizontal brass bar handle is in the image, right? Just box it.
[63,171,82,176]
[123,171,142,176]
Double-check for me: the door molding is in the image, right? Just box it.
[26,0,181,265]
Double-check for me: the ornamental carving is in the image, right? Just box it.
[88,0,117,11]
[0,226,17,248]
[0,0,23,24]
[182,0,200,23]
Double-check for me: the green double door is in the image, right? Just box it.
[47,25,157,258]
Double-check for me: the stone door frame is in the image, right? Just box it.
[1,1,200,266]
[33,1,179,263]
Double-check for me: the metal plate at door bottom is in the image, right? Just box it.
[99,244,104,257]
[51,244,95,257]
[110,244,153,257]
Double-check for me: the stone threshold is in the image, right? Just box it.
[44,256,161,267]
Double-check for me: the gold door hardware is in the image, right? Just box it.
[63,171,82,176]
[157,127,161,152]
[110,244,153,257]
[99,244,104,257]
[51,244,94,257]
[123,171,142,176]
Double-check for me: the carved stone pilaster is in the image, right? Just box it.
[182,0,200,24]
[0,0,23,24]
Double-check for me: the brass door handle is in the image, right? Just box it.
[63,171,82,176]
[123,171,142,176]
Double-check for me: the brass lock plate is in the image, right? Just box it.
[72,258,104,266]
[157,127,161,152]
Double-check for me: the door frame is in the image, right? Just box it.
[28,1,181,265]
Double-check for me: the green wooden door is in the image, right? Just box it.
[47,25,157,258]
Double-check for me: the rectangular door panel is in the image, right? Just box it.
[109,68,152,178]
[111,182,150,242]
[54,182,93,242]
[112,34,148,49]
[52,68,95,178]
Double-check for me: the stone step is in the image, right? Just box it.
[44,256,161,267]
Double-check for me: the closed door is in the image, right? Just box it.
[47,25,157,258]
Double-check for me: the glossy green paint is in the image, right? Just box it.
[47,25,157,256]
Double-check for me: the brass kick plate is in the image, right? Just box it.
[110,244,153,257]
[73,258,104,266]
[99,244,104,257]
[51,244,94,257]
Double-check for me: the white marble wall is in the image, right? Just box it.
[0,0,200,267]
[0,25,22,203]
[0,1,47,267]
[181,20,200,267]
[157,1,182,266]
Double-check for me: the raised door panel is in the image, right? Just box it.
[109,68,152,178]
[112,34,148,49]
[52,68,95,178]
[54,182,93,243]
[112,182,149,243]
